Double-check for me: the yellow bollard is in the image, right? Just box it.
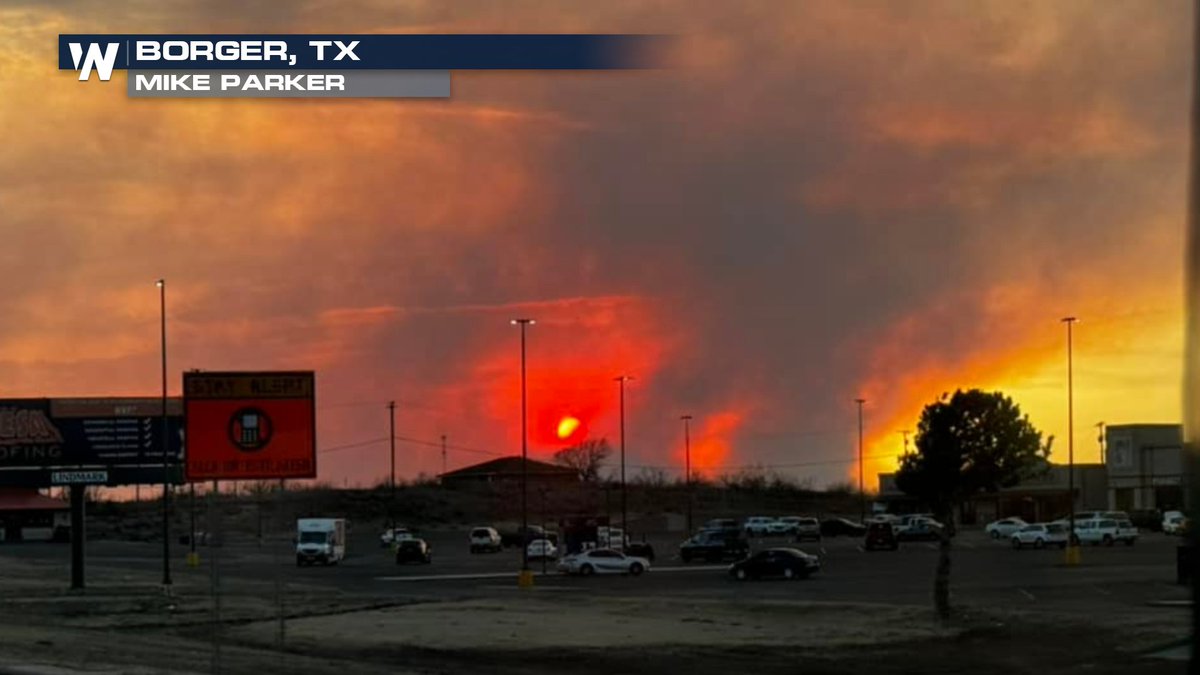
[1064,544,1081,566]
[517,569,535,588]
[186,552,200,567]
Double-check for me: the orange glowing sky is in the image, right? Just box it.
[0,1,1191,489]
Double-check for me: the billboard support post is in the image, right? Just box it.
[69,484,85,590]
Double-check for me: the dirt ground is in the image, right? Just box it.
[0,552,1188,674]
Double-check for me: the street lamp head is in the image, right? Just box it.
[1061,316,1077,324]
[511,318,535,326]
[155,279,164,288]
[855,398,866,405]
[681,414,693,421]
[615,375,635,383]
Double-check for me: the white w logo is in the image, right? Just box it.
[68,42,119,81]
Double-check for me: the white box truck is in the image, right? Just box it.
[296,518,346,566]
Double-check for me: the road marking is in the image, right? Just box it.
[1018,588,1036,601]
[375,565,726,583]
[856,545,864,553]
[1092,585,1112,596]
[924,543,938,551]
[820,547,827,555]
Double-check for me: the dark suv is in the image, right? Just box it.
[864,522,898,551]
[680,529,750,563]
[395,538,433,564]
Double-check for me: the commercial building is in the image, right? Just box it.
[1105,424,1185,512]
[0,488,69,542]
[877,462,1107,525]
[438,456,580,489]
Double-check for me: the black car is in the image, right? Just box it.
[500,525,552,548]
[680,529,750,563]
[820,518,866,537]
[728,548,820,580]
[626,541,656,562]
[395,538,433,564]
[864,522,898,551]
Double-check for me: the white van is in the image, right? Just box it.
[296,518,347,566]
[1073,518,1138,546]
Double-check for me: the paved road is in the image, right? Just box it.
[1,527,1189,616]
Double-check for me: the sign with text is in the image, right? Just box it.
[51,470,109,485]
[0,398,182,469]
[184,371,316,481]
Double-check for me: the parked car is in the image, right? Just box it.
[526,538,558,561]
[704,518,741,530]
[743,516,778,536]
[1130,509,1164,532]
[379,526,413,547]
[766,519,793,535]
[625,541,656,562]
[557,548,649,576]
[791,517,821,542]
[680,529,750,563]
[500,525,547,548]
[1011,523,1068,549]
[1073,518,1138,546]
[820,518,866,537]
[985,517,1027,539]
[896,517,944,541]
[728,548,820,581]
[395,538,433,564]
[469,526,502,553]
[864,521,898,551]
[1164,511,1188,535]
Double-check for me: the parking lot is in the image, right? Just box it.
[0,524,1189,673]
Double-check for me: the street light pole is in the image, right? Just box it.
[388,401,396,533]
[615,376,633,539]
[1063,316,1079,565]
[511,319,534,578]
[855,398,866,523]
[681,415,693,534]
[157,279,172,588]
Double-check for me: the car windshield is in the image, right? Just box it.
[471,529,491,537]
[299,531,327,544]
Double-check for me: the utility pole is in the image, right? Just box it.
[615,376,634,538]
[156,278,172,588]
[1096,421,1107,464]
[511,318,534,583]
[681,415,693,534]
[1062,316,1080,566]
[388,401,396,532]
[855,398,866,523]
[441,434,447,476]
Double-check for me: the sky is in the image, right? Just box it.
[0,1,1191,490]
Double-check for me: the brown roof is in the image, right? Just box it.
[439,456,579,480]
[0,489,67,511]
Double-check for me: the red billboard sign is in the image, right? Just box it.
[184,371,315,481]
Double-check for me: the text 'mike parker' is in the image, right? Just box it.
[132,39,360,92]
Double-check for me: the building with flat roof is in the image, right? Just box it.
[1105,423,1184,512]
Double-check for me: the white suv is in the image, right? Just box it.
[469,526,502,553]
[743,517,777,536]
[1073,518,1138,546]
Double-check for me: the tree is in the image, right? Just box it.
[553,438,612,482]
[895,389,1052,621]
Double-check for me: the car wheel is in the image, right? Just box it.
[580,564,595,576]
[1034,538,1045,549]
[1070,534,1080,546]
[735,568,748,580]
[990,530,999,539]
[1011,538,1021,549]
[629,562,644,576]
[1103,535,1114,547]
[784,567,795,580]
[681,553,691,564]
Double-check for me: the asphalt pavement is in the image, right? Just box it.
[1,525,1189,616]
